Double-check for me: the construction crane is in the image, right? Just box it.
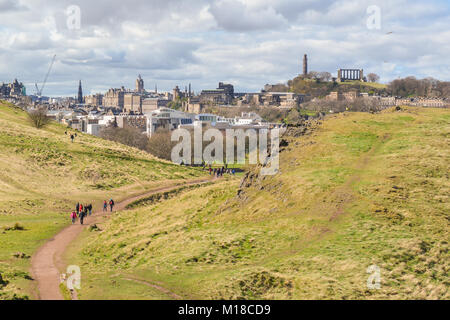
[35,54,56,98]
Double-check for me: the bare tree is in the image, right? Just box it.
[28,108,50,129]
[318,72,332,82]
[307,71,320,80]
[146,129,174,161]
[367,73,380,83]
[99,125,148,150]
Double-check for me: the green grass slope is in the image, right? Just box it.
[0,101,205,299]
[72,107,448,300]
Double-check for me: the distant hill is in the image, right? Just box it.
[287,76,387,98]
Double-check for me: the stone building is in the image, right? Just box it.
[183,97,205,114]
[172,86,183,100]
[0,82,10,97]
[103,87,126,109]
[396,97,448,107]
[142,98,170,113]
[1,79,26,98]
[243,92,304,108]
[124,93,142,114]
[199,82,234,105]
[135,74,144,93]
[326,90,360,101]
[84,94,103,107]
[337,69,364,82]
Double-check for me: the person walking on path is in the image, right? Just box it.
[79,203,83,215]
[103,200,107,212]
[70,211,77,224]
[87,204,92,216]
[76,203,80,214]
[109,199,115,212]
[70,134,75,143]
[79,210,85,225]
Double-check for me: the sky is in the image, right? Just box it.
[0,0,449,97]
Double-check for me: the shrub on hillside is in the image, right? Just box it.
[27,108,50,129]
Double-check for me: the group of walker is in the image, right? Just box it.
[207,166,236,177]
[70,199,115,225]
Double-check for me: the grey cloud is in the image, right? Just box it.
[0,0,28,13]
[209,0,288,31]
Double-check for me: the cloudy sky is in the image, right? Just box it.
[0,0,449,97]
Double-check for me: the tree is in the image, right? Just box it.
[28,108,50,129]
[146,129,174,161]
[99,125,148,150]
[307,71,320,80]
[367,73,380,83]
[318,72,332,82]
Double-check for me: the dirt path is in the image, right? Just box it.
[123,277,183,300]
[31,177,213,300]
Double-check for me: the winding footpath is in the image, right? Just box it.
[31,178,213,300]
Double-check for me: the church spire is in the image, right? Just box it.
[77,80,83,104]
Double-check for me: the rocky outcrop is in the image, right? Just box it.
[236,118,321,201]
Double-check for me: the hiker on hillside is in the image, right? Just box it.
[83,205,88,218]
[79,203,83,215]
[71,211,77,224]
[109,199,115,212]
[76,203,80,214]
[70,134,75,143]
[103,200,107,212]
[79,210,85,225]
[87,204,93,216]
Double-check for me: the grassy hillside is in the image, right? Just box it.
[0,101,205,299]
[289,77,387,98]
[70,107,449,300]
[338,80,387,90]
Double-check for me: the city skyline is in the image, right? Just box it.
[0,0,449,97]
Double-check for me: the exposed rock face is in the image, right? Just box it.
[236,118,321,201]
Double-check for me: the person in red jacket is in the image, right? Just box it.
[70,211,77,224]
[109,199,115,212]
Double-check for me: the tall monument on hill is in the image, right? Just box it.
[303,54,308,76]
[77,80,83,104]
